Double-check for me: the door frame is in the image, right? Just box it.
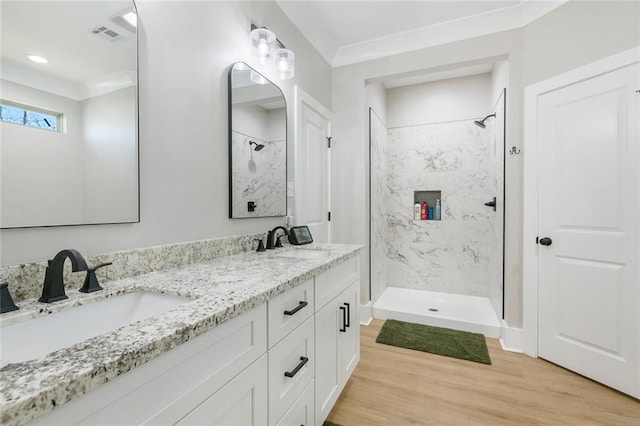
[522,46,640,357]
[293,85,333,241]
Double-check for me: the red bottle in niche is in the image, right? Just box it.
[421,202,428,220]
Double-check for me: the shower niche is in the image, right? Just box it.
[414,190,442,220]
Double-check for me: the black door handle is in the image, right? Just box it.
[343,302,350,328]
[539,237,552,246]
[484,197,497,211]
[339,306,347,332]
[284,301,308,316]
[284,356,309,378]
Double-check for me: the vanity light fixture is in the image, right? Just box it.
[277,49,294,80]
[250,24,295,79]
[250,26,276,64]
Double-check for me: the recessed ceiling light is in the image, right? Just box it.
[28,55,48,64]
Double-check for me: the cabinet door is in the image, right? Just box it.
[340,283,360,380]
[314,296,341,425]
[176,354,268,426]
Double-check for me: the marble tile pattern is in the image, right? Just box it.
[231,132,286,218]
[373,120,499,298]
[370,109,388,303]
[0,243,363,425]
[0,233,268,303]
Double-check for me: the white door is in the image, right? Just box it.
[537,62,639,398]
[295,87,331,242]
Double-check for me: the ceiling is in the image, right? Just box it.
[1,1,136,100]
[276,0,568,67]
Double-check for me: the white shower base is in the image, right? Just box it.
[372,287,502,338]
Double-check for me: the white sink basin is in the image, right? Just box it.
[0,291,190,368]
[274,249,332,259]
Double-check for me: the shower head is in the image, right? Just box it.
[473,113,496,129]
[249,141,265,151]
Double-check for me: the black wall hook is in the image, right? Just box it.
[509,146,521,155]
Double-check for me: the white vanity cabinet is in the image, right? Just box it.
[30,256,360,426]
[314,259,360,426]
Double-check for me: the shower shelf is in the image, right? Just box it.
[414,190,442,221]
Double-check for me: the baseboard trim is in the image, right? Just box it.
[360,302,373,325]
[500,320,524,353]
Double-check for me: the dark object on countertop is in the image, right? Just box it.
[288,225,313,245]
[376,319,491,365]
[255,238,266,252]
[266,226,289,249]
[39,249,89,303]
[275,235,284,248]
[80,262,113,293]
[0,282,19,313]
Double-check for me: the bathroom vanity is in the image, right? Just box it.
[0,243,362,425]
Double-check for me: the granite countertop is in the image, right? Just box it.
[0,243,363,425]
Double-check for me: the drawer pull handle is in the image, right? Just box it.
[339,306,347,332]
[284,301,308,316]
[284,356,309,378]
[344,302,351,328]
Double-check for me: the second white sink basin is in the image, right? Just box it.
[0,291,190,368]
[274,249,332,259]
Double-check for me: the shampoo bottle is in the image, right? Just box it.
[428,206,434,220]
[414,203,421,220]
[434,198,441,220]
[421,202,427,220]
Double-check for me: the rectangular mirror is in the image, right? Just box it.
[0,0,139,228]
[228,62,287,218]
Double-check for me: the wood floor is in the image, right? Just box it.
[326,320,640,426]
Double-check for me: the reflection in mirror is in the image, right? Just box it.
[229,62,286,218]
[0,1,139,228]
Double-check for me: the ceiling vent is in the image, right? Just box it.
[91,26,125,42]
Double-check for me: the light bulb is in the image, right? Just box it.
[258,37,269,57]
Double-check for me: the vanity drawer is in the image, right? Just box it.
[268,278,314,348]
[268,316,315,425]
[315,257,359,311]
[275,379,314,426]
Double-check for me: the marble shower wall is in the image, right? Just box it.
[231,132,286,218]
[370,109,388,303]
[372,119,501,299]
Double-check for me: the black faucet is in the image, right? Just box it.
[39,249,89,303]
[266,226,289,250]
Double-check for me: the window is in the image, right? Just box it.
[0,100,61,132]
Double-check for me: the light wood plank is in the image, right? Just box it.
[327,320,640,425]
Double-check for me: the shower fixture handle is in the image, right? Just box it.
[484,197,497,212]
[539,237,553,246]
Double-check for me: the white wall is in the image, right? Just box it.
[81,86,138,223]
[332,0,639,328]
[0,0,331,265]
[1,80,84,226]
[386,73,492,128]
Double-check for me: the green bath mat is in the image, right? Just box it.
[376,319,491,365]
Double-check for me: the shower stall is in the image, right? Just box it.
[369,76,506,338]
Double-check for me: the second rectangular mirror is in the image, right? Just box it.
[228,62,287,218]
